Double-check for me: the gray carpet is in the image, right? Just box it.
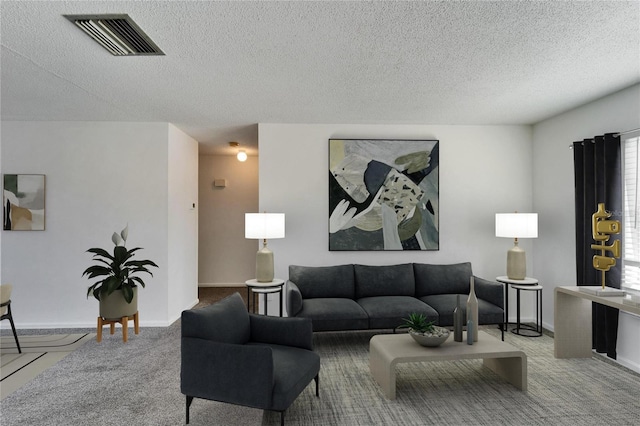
[0,323,639,425]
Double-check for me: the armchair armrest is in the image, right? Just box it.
[249,314,314,350]
[287,281,303,316]
[474,276,504,309]
[181,337,274,408]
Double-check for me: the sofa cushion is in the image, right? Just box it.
[354,264,415,299]
[357,296,438,329]
[414,262,473,297]
[246,342,320,411]
[289,264,355,299]
[299,298,368,331]
[419,294,504,326]
[181,292,250,344]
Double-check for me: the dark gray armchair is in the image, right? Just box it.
[181,292,320,425]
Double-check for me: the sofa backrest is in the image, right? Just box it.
[354,263,415,299]
[414,262,472,296]
[289,264,355,299]
[181,292,250,344]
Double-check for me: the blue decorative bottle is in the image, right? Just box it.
[467,319,474,345]
[453,295,463,342]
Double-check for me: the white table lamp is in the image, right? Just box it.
[245,213,285,282]
[496,213,538,280]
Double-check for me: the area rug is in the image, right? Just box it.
[0,324,639,425]
[1,333,95,354]
[1,333,95,400]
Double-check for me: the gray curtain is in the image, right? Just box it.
[573,132,622,359]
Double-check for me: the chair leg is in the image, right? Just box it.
[314,374,319,397]
[8,307,21,353]
[280,410,285,426]
[186,396,194,424]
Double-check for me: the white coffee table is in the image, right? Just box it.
[369,331,527,399]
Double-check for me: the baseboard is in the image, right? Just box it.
[198,282,246,288]
[2,299,202,330]
[616,355,640,375]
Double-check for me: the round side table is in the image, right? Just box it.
[496,276,542,337]
[245,279,285,317]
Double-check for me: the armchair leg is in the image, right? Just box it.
[8,306,21,353]
[314,374,319,397]
[280,410,285,426]
[186,396,194,424]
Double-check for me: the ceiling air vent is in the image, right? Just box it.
[64,14,164,56]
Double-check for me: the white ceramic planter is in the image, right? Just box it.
[99,287,138,320]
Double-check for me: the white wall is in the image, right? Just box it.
[532,83,640,373]
[198,155,259,286]
[167,124,200,322]
[258,123,534,316]
[1,121,198,328]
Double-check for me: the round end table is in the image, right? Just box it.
[496,276,542,337]
[245,279,285,316]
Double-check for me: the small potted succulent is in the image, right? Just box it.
[83,226,158,320]
[399,313,450,347]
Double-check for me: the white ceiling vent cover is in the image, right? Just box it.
[64,14,164,56]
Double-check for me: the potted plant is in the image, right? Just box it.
[399,313,450,347]
[83,226,158,320]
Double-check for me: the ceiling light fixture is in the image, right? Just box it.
[229,141,247,162]
[64,14,164,56]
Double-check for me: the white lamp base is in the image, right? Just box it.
[256,245,274,282]
[506,243,526,280]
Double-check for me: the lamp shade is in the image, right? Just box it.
[495,213,538,239]
[245,213,285,239]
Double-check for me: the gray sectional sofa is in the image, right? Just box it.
[286,262,505,338]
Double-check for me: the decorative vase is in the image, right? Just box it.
[466,276,478,342]
[453,294,463,342]
[466,319,474,344]
[99,287,138,320]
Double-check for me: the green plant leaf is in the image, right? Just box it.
[122,285,134,303]
[103,276,122,295]
[125,260,158,271]
[400,313,434,333]
[113,245,128,266]
[131,277,146,288]
[85,227,156,303]
[87,248,114,261]
[82,265,112,278]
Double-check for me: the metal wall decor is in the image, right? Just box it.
[591,202,621,288]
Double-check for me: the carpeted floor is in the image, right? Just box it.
[197,286,250,309]
[1,319,639,425]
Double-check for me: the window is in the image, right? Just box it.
[622,132,640,291]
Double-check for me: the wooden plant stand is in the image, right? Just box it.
[97,311,139,342]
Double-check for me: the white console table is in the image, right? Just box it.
[554,286,640,358]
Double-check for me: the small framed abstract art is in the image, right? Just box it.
[329,139,439,251]
[3,174,46,231]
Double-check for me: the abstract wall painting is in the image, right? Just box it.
[329,139,439,251]
[3,174,46,231]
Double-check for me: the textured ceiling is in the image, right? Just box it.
[1,1,639,155]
